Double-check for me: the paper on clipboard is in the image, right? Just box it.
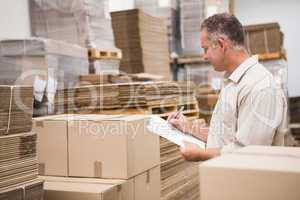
[146,115,206,148]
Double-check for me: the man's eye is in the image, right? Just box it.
[203,48,208,53]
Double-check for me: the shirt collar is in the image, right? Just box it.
[228,55,258,83]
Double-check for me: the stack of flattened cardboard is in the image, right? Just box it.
[54,85,120,114]
[0,132,38,189]
[33,114,161,199]
[79,73,165,86]
[0,85,43,198]
[80,74,112,85]
[111,9,171,79]
[118,81,179,109]
[0,180,44,199]
[0,86,33,135]
[0,38,89,116]
[158,82,201,200]
[180,0,206,56]
[160,138,200,200]
[79,74,133,85]
[29,0,118,51]
[135,0,181,54]
[244,22,283,55]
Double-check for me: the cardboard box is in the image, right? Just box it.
[244,23,283,54]
[33,114,160,179]
[41,166,161,200]
[0,188,23,200]
[0,180,44,200]
[200,146,300,200]
[24,180,44,200]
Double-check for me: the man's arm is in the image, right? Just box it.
[180,141,220,161]
[169,115,209,142]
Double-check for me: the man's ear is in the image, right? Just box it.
[217,37,226,52]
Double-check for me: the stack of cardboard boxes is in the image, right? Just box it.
[0,85,43,199]
[33,114,161,199]
[160,137,200,200]
[135,0,182,54]
[25,0,125,117]
[180,0,206,56]
[199,146,300,200]
[111,9,171,79]
[29,0,118,51]
[0,38,89,117]
[54,84,120,114]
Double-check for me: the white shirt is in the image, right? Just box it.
[207,56,288,154]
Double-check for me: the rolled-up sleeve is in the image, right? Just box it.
[221,86,285,154]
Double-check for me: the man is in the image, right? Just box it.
[169,13,288,161]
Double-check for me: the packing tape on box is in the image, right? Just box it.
[94,161,102,178]
[38,163,45,175]
[146,170,150,184]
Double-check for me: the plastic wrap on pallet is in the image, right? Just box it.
[29,0,119,52]
[261,58,288,89]
[180,0,206,56]
[0,38,89,116]
[135,0,178,15]
[89,59,120,75]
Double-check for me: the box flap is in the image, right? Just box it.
[202,146,300,173]
[44,181,115,193]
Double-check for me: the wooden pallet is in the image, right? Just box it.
[258,51,283,61]
[88,48,122,60]
[91,104,177,117]
[177,56,208,65]
[178,102,199,112]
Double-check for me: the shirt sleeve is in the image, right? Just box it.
[221,86,285,154]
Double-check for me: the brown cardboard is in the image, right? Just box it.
[244,23,282,54]
[0,180,44,200]
[33,114,160,179]
[41,165,161,200]
[200,146,300,200]
[34,117,69,176]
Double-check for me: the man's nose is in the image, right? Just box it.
[203,52,209,61]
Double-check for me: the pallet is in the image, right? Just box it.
[182,110,200,120]
[258,51,283,61]
[88,48,122,60]
[178,102,199,112]
[177,56,208,65]
[90,104,177,117]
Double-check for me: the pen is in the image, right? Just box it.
[168,106,184,122]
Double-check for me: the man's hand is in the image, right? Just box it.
[167,112,191,133]
[190,119,209,142]
[180,141,221,162]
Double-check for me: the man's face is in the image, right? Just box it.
[200,30,226,72]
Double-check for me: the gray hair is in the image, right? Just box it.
[201,13,245,49]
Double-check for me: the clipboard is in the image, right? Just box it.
[146,115,206,148]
